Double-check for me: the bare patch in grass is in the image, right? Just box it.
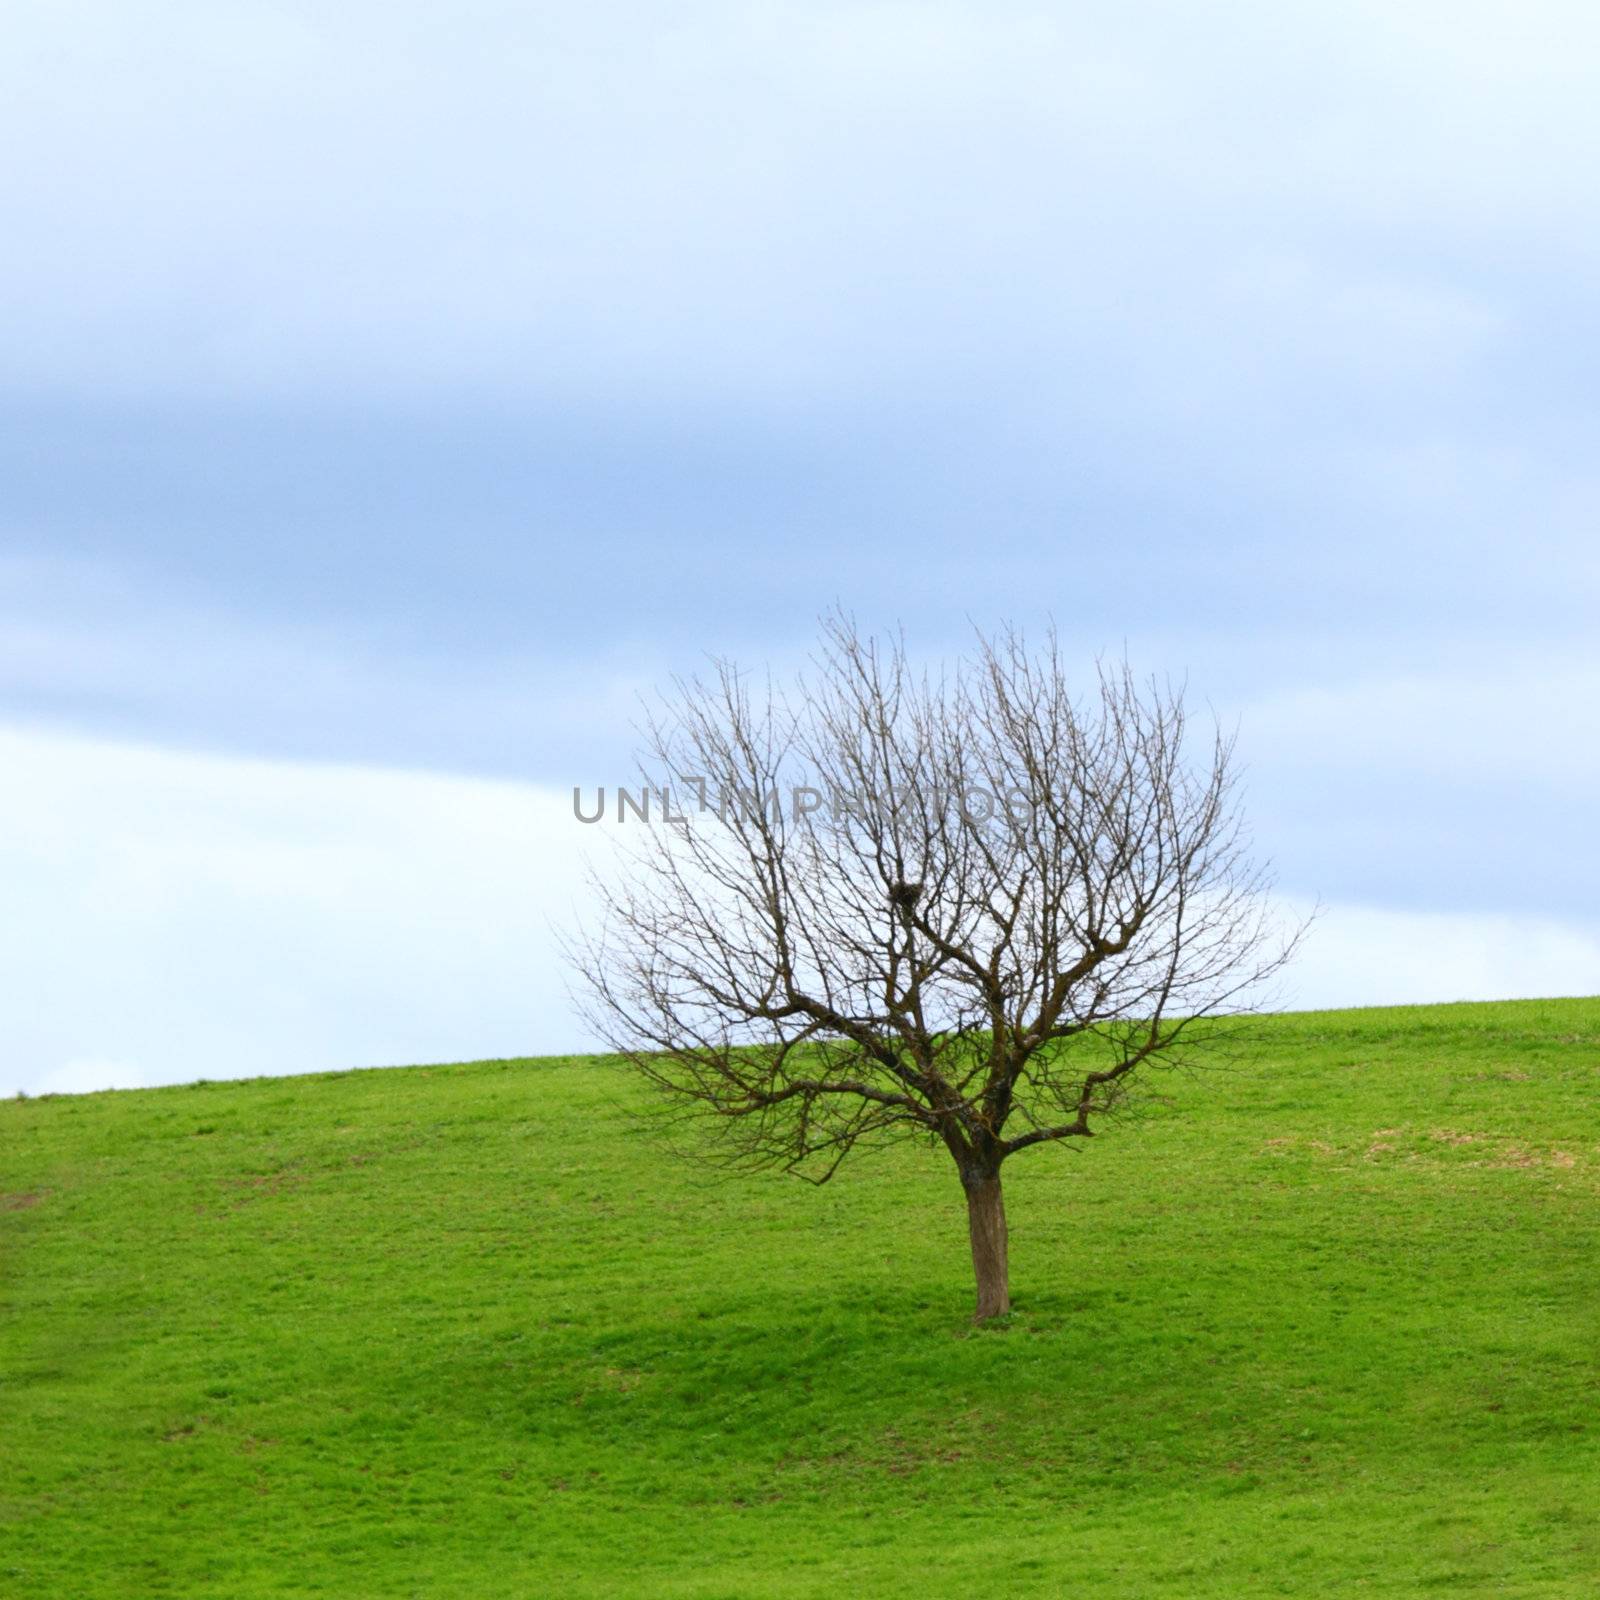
[1493,1146,1579,1171]
[1365,1129,1401,1161]
[1262,1135,1338,1158]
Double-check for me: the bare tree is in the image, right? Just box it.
[569,617,1298,1322]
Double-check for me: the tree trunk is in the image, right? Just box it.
[964,1170,1010,1321]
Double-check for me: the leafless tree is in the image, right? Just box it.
[568,616,1299,1321]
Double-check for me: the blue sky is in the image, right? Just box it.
[3,1,1597,1092]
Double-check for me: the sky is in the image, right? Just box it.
[3,1,1597,1094]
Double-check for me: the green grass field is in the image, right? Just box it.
[4,997,1599,1597]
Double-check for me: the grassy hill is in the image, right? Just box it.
[4,998,1599,1597]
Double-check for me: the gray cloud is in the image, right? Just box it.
[1,0,1596,1040]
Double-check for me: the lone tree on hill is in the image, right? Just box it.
[569,617,1297,1321]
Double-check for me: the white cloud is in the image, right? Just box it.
[1282,899,1600,1011]
[31,1057,158,1096]
[4,0,1599,405]
[0,723,611,1096]
[1,721,1592,1098]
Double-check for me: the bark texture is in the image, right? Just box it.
[964,1172,1011,1321]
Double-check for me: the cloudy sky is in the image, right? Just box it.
[4,1,1597,1094]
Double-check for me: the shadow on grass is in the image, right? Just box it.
[361,1276,1341,1500]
